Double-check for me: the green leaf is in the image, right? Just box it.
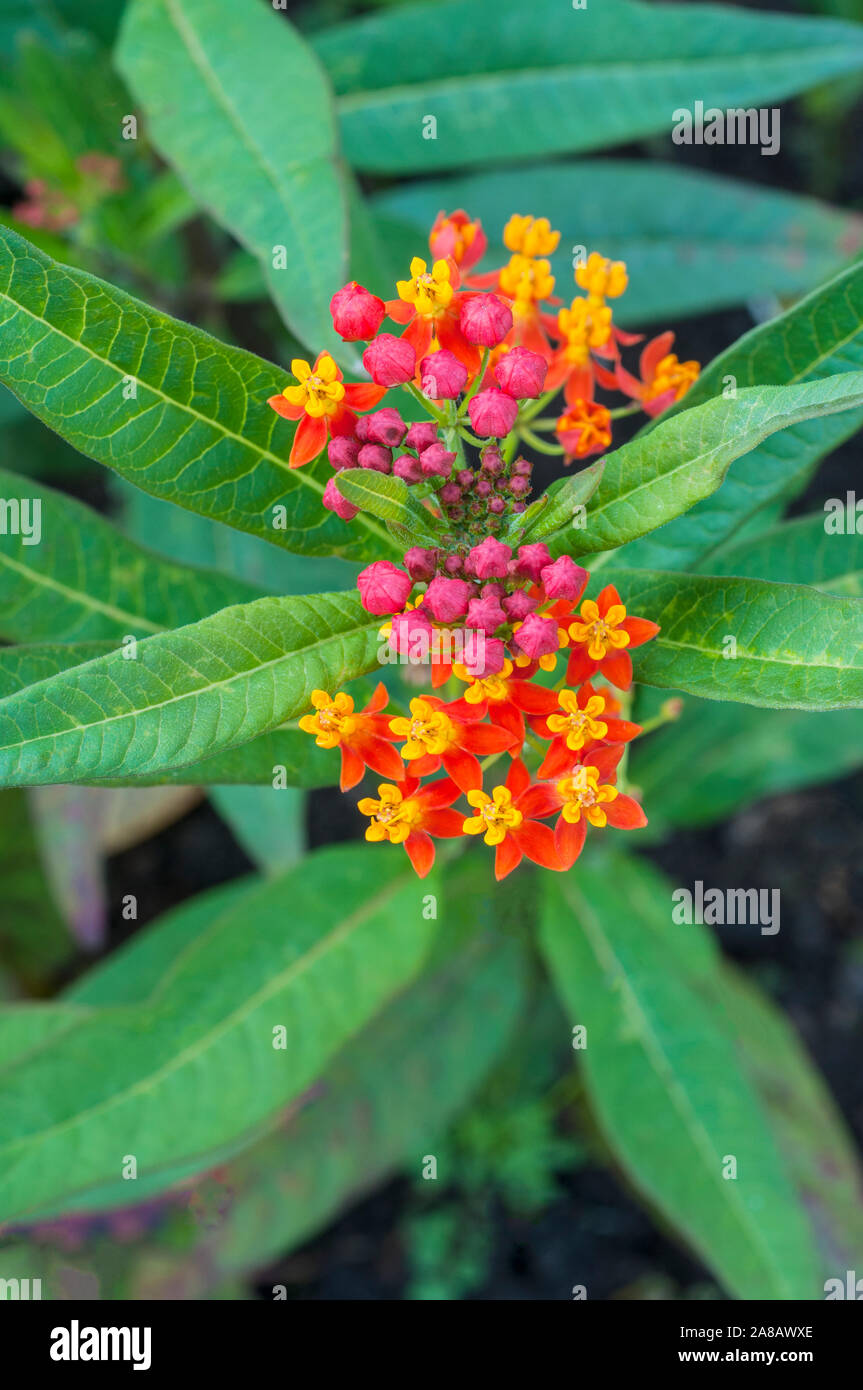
[0,468,266,644]
[631,691,863,836]
[540,852,820,1299]
[0,226,398,563]
[702,511,863,595]
[336,468,443,543]
[617,257,863,571]
[117,0,348,360]
[315,0,863,173]
[373,161,863,325]
[610,567,863,709]
[547,373,863,560]
[213,930,526,1272]
[0,789,72,989]
[0,844,438,1223]
[514,459,604,543]
[0,590,382,787]
[0,645,340,788]
[715,963,863,1283]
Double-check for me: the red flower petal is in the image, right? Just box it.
[342,382,387,411]
[356,736,405,783]
[538,738,576,781]
[599,649,632,690]
[639,330,674,383]
[555,814,587,870]
[621,616,660,649]
[289,413,327,468]
[424,808,466,837]
[597,583,623,613]
[494,836,523,880]
[339,744,365,792]
[507,681,559,716]
[505,756,531,800]
[602,717,642,744]
[491,701,525,751]
[268,393,304,420]
[456,722,514,756]
[441,746,482,793]
[385,298,414,324]
[416,776,461,810]
[517,784,561,820]
[584,744,624,780]
[405,830,436,878]
[605,793,648,830]
[566,646,597,686]
[513,820,561,871]
[363,681,389,715]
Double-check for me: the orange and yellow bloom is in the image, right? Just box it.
[267,352,384,466]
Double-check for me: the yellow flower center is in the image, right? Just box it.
[567,600,630,662]
[358,784,423,844]
[389,698,457,759]
[281,354,345,419]
[397,257,453,317]
[463,786,523,846]
[547,692,608,750]
[499,254,555,308]
[643,353,700,403]
[556,766,618,827]
[299,689,358,749]
[574,252,628,301]
[453,660,513,704]
[503,215,560,258]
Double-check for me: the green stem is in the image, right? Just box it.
[608,401,641,420]
[518,426,565,455]
[458,347,490,414]
[403,380,448,424]
[518,386,561,424]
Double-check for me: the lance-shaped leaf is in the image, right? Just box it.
[373,161,863,325]
[315,0,863,174]
[0,468,266,644]
[618,257,863,571]
[631,689,863,836]
[0,227,398,563]
[546,373,863,560]
[515,459,604,543]
[0,589,383,787]
[335,468,444,544]
[610,568,863,709]
[0,647,340,790]
[540,852,820,1300]
[117,0,349,362]
[703,511,863,595]
[0,845,438,1224]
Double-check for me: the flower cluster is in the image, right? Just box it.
[272,207,696,878]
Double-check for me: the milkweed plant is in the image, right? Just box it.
[0,0,862,1304]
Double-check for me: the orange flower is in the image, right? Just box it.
[385,256,480,374]
[562,585,660,691]
[462,757,562,880]
[551,745,647,869]
[268,352,385,467]
[451,659,559,753]
[299,683,403,791]
[358,776,464,878]
[388,695,514,793]
[555,399,612,461]
[615,331,699,417]
[429,209,487,272]
[532,682,642,779]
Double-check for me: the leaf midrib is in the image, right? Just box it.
[556,879,799,1299]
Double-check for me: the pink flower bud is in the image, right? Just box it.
[488,496,506,515]
[355,415,373,443]
[466,596,506,635]
[515,542,552,582]
[456,469,474,489]
[494,346,548,399]
[405,421,438,453]
[419,442,456,479]
[444,554,464,575]
[509,474,531,496]
[440,482,462,505]
[362,332,416,386]
[462,633,507,677]
[467,536,512,579]
[475,478,493,499]
[468,388,518,439]
[424,576,473,624]
[512,456,532,476]
[327,435,360,471]
[322,477,359,521]
[357,561,413,615]
[330,281,385,341]
[502,590,538,621]
[388,606,433,658]
[419,349,468,400]
[404,547,439,582]
[393,453,423,484]
[480,446,504,475]
[364,407,406,447]
[459,293,513,348]
[512,613,559,659]
[540,556,589,602]
[357,443,392,473]
[480,582,504,600]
